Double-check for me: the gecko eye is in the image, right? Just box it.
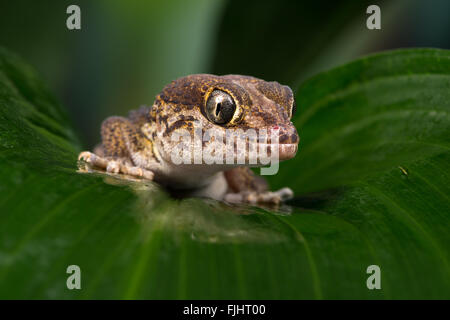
[206,90,236,124]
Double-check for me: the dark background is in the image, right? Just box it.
[0,0,448,147]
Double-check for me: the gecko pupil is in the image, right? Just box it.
[206,90,236,124]
[215,102,221,116]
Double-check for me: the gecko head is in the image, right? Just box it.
[147,74,299,169]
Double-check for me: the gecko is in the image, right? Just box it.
[78,74,299,205]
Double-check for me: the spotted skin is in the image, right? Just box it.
[78,74,299,205]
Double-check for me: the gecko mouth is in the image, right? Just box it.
[278,143,298,160]
[238,142,298,163]
[256,143,298,161]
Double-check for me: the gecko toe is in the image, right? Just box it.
[78,151,92,162]
[106,161,121,174]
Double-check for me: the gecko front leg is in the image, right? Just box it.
[223,167,294,205]
[78,151,154,180]
[78,116,156,181]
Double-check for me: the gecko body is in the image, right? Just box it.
[78,74,299,204]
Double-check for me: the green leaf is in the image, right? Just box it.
[0,47,449,299]
[272,48,450,193]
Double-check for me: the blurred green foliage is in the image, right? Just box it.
[0,0,449,299]
[0,47,448,299]
[0,0,225,145]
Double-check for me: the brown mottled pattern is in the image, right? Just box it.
[101,116,148,158]
[101,117,131,158]
[255,81,294,117]
[224,167,268,193]
[93,74,298,195]
[152,74,298,142]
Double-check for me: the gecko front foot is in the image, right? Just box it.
[78,151,154,180]
[224,187,293,205]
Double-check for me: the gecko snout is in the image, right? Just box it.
[271,124,299,160]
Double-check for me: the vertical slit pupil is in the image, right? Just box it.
[215,102,221,116]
